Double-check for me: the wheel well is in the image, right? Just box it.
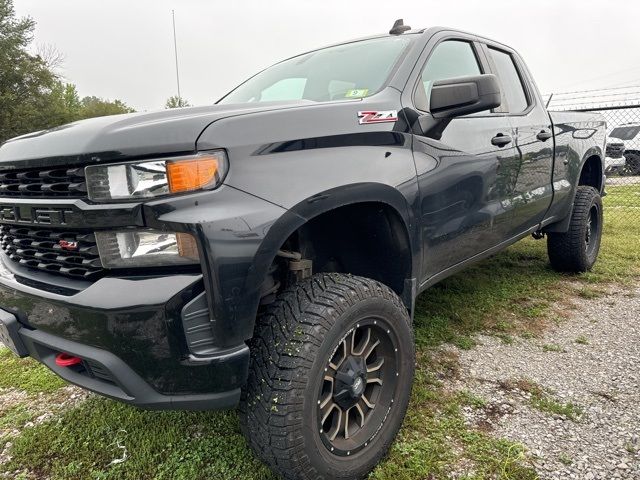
[579,155,603,192]
[275,202,412,298]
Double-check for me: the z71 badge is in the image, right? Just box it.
[357,110,398,125]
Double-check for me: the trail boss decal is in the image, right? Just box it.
[357,110,398,125]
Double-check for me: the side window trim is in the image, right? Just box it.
[481,42,536,116]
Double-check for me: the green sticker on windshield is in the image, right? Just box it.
[345,89,369,98]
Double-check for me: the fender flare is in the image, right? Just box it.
[544,148,604,233]
[242,182,419,323]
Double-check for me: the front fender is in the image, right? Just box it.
[245,182,420,333]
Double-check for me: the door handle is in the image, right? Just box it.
[491,133,512,147]
[537,130,553,141]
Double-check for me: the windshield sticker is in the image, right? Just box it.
[345,89,369,98]
[357,111,398,125]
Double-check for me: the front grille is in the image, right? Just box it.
[0,167,87,198]
[606,143,625,158]
[0,225,104,280]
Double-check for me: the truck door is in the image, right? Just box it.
[407,38,521,280]
[482,44,554,237]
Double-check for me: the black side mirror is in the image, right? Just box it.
[429,74,501,119]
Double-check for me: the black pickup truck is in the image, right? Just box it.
[0,21,606,480]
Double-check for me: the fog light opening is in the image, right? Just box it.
[55,352,83,367]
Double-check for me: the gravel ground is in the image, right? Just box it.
[448,284,640,479]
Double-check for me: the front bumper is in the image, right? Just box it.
[605,156,626,171]
[0,257,249,410]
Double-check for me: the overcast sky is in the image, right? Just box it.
[12,0,640,112]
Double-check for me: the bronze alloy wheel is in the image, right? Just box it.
[316,319,399,456]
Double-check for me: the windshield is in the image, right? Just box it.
[218,35,415,104]
[610,125,640,141]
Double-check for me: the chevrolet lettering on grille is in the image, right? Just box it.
[0,205,76,226]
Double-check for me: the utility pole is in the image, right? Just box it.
[172,10,181,100]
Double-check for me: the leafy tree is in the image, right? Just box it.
[0,0,59,142]
[165,95,191,109]
[0,0,135,144]
[78,96,135,119]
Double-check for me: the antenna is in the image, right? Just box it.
[172,10,181,99]
[389,19,411,35]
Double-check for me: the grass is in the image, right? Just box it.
[575,336,589,345]
[6,399,273,480]
[530,395,583,421]
[0,348,65,394]
[1,184,639,479]
[542,343,566,353]
[500,378,583,422]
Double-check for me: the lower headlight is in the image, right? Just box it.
[95,230,200,268]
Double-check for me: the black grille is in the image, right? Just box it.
[0,225,104,280]
[0,167,87,198]
[606,142,625,158]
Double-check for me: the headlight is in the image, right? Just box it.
[95,230,200,268]
[85,151,228,202]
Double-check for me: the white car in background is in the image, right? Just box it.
[609,123,640,176]
[605,141,625,173]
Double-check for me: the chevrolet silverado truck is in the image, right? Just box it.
[0,21,606,480]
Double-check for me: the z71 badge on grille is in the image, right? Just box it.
[357,110,398,125]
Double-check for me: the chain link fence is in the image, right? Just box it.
[546,88,640,241]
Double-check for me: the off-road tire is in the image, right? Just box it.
[240,273,415,480]
[547,186,603,272]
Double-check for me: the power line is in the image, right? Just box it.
[548,90,640,103]
[543,84,640,97]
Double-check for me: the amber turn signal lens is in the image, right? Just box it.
[167,155,221,194]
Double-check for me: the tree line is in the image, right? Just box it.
[0,0,190,145]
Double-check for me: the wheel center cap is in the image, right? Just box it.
[333,356,367,409]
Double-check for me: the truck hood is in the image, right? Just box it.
[0,101,312,169]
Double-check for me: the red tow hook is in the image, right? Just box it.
[55,352,82,367]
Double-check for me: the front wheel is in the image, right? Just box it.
[240,273,415,480]
[547,185,603,273]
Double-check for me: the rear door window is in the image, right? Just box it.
[487,48,529,113]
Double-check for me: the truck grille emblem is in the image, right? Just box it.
[59,240,79,251]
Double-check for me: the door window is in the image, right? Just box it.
[487,48,529,113]
[418,40,482,110]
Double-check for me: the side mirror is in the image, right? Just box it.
[429,74,501,119]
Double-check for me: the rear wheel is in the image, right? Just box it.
[240,273,415,480]
[547,186,603,272]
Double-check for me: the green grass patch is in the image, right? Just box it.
[501,378,583,422]
[0,347,65,394]
[530,395,583,421]
[0,402,35,431]
[542,343,565,353]
[574,336,589,345]
[6,398,274,480]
